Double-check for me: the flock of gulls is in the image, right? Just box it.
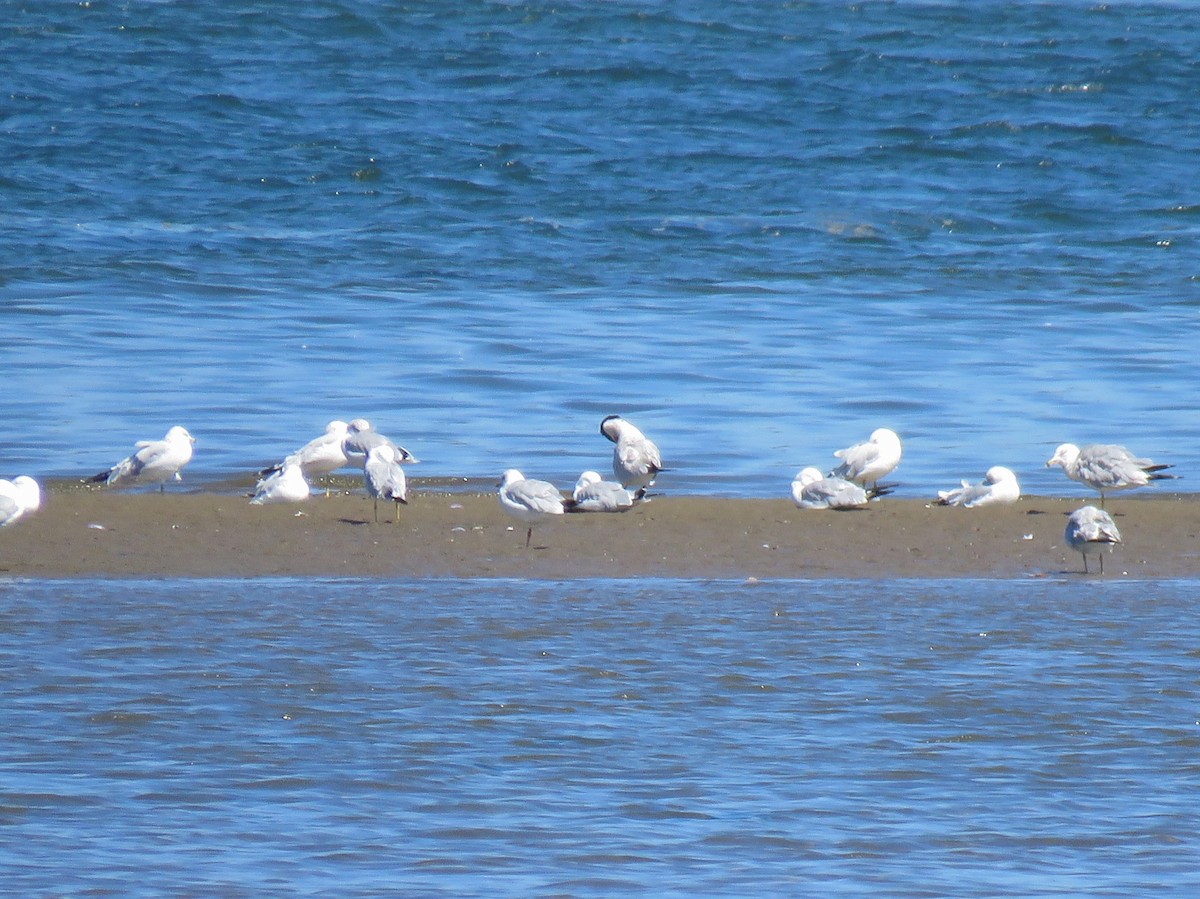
[0,416,1182,575]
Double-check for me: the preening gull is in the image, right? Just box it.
[569,470,644,513]
[936,466,1020,508]
[364,445,408,523]
[498,469,570,547]
[91,426,195,492]
[1064,504,1122,575]
[250,461,311,505]
[791,467,891,510]
[1047,442,1176,505]
[0,476,42,527]
[600,415,664,490]
[261,420,350,479]
[830,428,902,489]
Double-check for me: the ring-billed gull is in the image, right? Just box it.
[0,476,42,527]
[569,470,645,513]
[498,468,570,547]
[600,415,664,490]
[830,428,902,489]
[343,418,419,468]
[250,461,311,505]
[261,420,350,478]
[936,466,1021,508]
[790,467,891,510]
[1046,442,1176,506]
[1064,505,1122,575]
[364,445,408,523]
[90,426,195,492]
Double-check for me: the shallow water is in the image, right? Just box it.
[2,2,1199,498]
[2,576,1198,894]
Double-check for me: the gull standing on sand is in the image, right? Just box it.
[91,426,195,492]
[250,461,311,505]
[1065,505,1122,575]
[342,418,419,468]
[364,445,408,523]
[261,420,350,479]
[600,415,663,490]
[791,467,890,510]
[498,469,570,547]
[830,428,902,489]
[569,470,644,513]
[1046,442,1176,506]
[0,475,42,527]
[936,466,1021,508]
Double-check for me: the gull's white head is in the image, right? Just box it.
[796,467,825,487]
[347,418,373,434]
[984,466,1016,485]
[499,469,524,490]
[166,426,195,445]
[575,470,603,491]
[1047,443,1079,469]
[11,476,41,513]
[871,428,901,448]
[325,420,349,434]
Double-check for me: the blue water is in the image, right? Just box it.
[2,576,1199,895]
[2,1,1198,497]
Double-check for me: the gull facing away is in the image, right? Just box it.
[569,470,645,513]
[364,445,408,523]
[1046,442,1176,506]
[498,469,571,547]
[0,476,42,527]
[1064,505,1122,575]
[342,418,419,469]
[90,426,195,492]
[791,467,891,510]
[250,461,311,505]
[936,466,1021,508]
[600,415,664,490]
[830,428,902,489]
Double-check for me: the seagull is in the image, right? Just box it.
[1065,505,1122,575]
[830,428,902,489]
[363,445,408,523]
[790,467,890,510]
[90,426,195,492]
[498,468,570,547]
[260,420,350,482]
[1046,442,1176,506]
[0,476,42,527]
[569,470,644,513]
[936,466,1021,508]
[250,461,311,505]
[342,418,419,469]
[600,415,663,490]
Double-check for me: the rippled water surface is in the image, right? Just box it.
[2,577,1199,894]
[2,2,1199,496]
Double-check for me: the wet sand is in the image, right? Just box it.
[2,480,1198,580]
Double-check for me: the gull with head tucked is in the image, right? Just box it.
[791,467,890,510]
[1065,504,1122,575]
[91,426,195,492]
[600,415,663,491]
[1047,442,1176,506]
[936,466,1020,508]
[0,476,42,527]
[250,461,311,505]
[830,428,902,489]
[498,469,571,547]
[570,470,644,513]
